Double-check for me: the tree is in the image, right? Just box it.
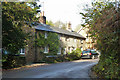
[54,21,66,30]
[80,1,120,79]
[2,2,40,54]
[74,24,82,32]
[46,20,67,30]
[46,20,54,26]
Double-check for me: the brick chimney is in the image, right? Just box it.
[39,11,46,24]
[67,22,72,31]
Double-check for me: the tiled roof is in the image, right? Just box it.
[33,23,86,39]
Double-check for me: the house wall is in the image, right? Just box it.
[22,25,36,64]
[23,26,86,63]
[59,34,85,53]
[36,31,45,62]
[78,26,95,49]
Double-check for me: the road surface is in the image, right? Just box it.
[3,59,99,78]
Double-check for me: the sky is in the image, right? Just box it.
[37,0,92,30]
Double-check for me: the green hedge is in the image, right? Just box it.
[2,54,26,69]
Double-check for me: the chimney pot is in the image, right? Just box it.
[67,22,72,31]
[39,11,46,24]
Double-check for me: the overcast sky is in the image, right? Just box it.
[37,0,92,30]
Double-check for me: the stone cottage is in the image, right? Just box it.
[21,12,86,63]
[77,25,96,49]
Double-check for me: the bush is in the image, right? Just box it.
[41,48,82,64]
[2,54,26,69]
[67,48,82,60]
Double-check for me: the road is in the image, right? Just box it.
[3,59,99,78]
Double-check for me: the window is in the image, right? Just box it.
[74,38,76,42]
[73,47,76,51]
[58,34,61,40]
[66,37,70,41]
[20,48,25,55]
[44,46,49,53]
[64,48,66,54]
[70,47,72,53]
[86,33,89,38]
[65,37,67,41]
[81,39,83,44]
[57,47,61,54]
[45,32,47,39]
[80,46,83,51]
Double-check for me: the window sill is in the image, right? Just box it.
[57,53,61,55]
[20,53,25,55]
[44,52,48,53]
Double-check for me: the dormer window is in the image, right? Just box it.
[45,32,47,39]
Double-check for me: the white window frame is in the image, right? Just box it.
[57,47,61,54]
[70,47,72,53]
[45,32,47,39]
[58,34,61,40]
[20,48,25,55]
[64,48,66,54]
[44,46,49,53]
[81,39,83,44]
[67,37,70,41]
[74,38,77,42]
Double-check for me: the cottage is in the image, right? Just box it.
[21,12,86,63]
[77,25,96,49]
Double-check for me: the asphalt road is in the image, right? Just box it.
[3,59,99,78]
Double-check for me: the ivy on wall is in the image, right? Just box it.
[35,31,60,55]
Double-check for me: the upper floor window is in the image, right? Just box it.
[20,48,25,55]
[45,32,47,39]
[86,33,89,38]
[81,39,83,44]
[58,34,61,40]
[74,38,77,42]
[65,37,70,41]
[44,46,49,53]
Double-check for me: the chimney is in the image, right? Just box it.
[67,22,72,31]
[39,11,46,24]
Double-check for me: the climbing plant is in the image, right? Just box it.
[35,32,60,55]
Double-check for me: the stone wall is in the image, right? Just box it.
[22,25,36,64]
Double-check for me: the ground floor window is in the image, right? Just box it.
[20,48,25,55]
[80,46,83,51]
[70,47,73,53]
[57,47,61,54]
[64,48,66,54]
[44,46,49,53]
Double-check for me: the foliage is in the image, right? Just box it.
[2,2,40,54]
[2,54,26,69]
[80,1,120,79]
[54,20,66,30]
[2,2,40,68]
[67,48,82,60]
[46,20,54,26]
[36,32,60,55]
[46,20,67,30]
[43,48,82,63]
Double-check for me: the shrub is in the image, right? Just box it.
[2,54,26,69]
[68,48,82,60]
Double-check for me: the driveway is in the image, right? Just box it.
[3,59,99,78]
